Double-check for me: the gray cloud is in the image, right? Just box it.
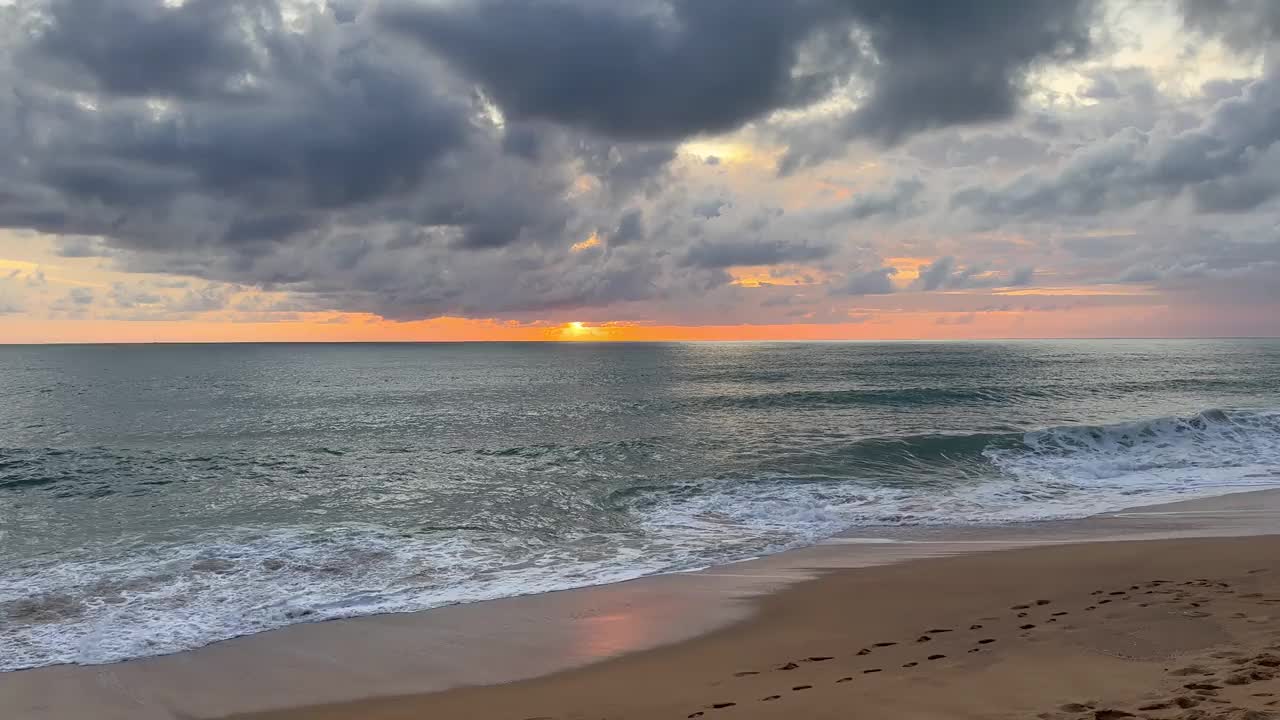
[0,0,685,319]
[0,276,23,314]
[692,199,728,220]
[681,238,832,270]
[778,0,1099,172]
[611,210,645,246]
[50,286,94,316]
[832,178,925,222]
[1181,0,1280,53]
[108,282,164,309]
[0,0,1274,329]
[1080,67,1159,103]
[909,131,1052,169]
[51,235,113,258]
[386,0,1100,165]
[952,63,1280,218]
[23,0,275,100]
[380,0,850,141]
[3,0,489,250]
[915,257,1032,290]
[834,266,897,295]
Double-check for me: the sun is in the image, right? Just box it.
[552,321,594,340]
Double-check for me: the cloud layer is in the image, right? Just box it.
[0,0,1276,335]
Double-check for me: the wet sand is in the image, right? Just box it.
[238,535,1280,720]
[5,490,1280,720]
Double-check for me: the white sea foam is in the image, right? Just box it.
[3,409,1279,671]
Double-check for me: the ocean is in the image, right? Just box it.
[2,339,1279,671]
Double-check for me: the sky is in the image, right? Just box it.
[0,0,1278,343]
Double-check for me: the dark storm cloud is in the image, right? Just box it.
[23,0,272,99]
[576,141,678,201]
[387,0,1100,165]
[0,0,685,320]
[5,0,1272,327]
[778,0,1099,172]
[836,0,1098,144]
[380,0,849,141]
[3,0,488,254]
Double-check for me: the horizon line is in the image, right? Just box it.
[3,335,1279,347]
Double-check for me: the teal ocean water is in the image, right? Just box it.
[2,340,1279,670]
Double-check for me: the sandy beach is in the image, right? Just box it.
[3,491,1278,720]
[231,534,1280,720]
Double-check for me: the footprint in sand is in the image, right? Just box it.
[792,685,812,691]
[779,662,800,670]
[836,677,853,683]
[710,702,736,709]
[806,656,832,662]
[1177,676,1218,691]
[970,624,984,630]
[733,671,759,677]
[928,654,946,660]
[1020,624,1037,630]
[903,662,918,667]
[873,642,897,647]
[978,638,997,644]
[917,635,932,642]
[762,695,781,701]
[863,668,882,674]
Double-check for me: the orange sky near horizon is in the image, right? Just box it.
[0,302,1206,344]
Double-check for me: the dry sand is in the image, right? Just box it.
[229,534,1280,720]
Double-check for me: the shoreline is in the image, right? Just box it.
[4,489,1280,719]
[234,533,1280,720]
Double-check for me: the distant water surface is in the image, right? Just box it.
[2,340,1279,670]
